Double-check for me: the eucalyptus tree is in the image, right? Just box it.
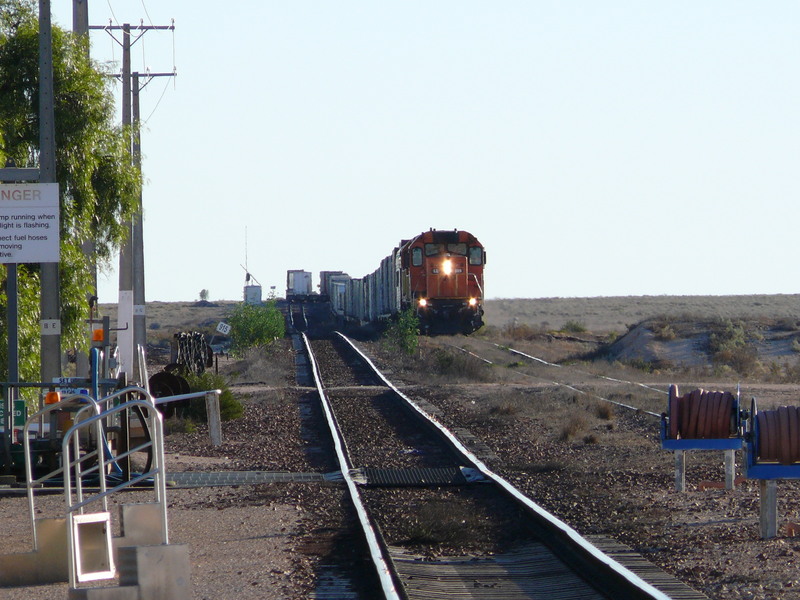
[0,0,140,382]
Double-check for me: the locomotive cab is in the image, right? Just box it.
[402,230,485,333]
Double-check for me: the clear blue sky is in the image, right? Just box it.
[53,2,800,302]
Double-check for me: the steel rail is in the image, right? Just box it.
[336,331,673,600]
[446,341,663,418]
[499,343,668,396]
[301,333,402,600]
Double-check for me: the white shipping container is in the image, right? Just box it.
[286,270,313,296]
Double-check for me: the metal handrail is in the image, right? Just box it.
[23,394,102,551]
[61,394,168,588]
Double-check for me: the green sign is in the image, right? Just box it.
[0,399,26,427]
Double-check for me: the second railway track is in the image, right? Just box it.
[304,332,706,600]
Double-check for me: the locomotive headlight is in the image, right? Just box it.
[442,259,453,275]
[468,297,478,307]
[418,298,428,307]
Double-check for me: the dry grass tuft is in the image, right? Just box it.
[489,401,519,417]
[595,402,615,420]
[559,414,588,441]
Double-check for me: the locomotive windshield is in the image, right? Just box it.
[469,246,483,265]
[412,247,423,266]
[425,243,467,256]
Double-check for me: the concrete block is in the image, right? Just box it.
[118,544,191,599]
[68,585,139,600]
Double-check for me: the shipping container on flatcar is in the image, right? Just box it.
[286,270,313,301]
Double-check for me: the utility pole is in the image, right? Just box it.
[117,22,135,382]
[132,72,145,365]
[39,0,60,383]
[89,20,176,384]
[73,0,92,379]
[73,0,88,37]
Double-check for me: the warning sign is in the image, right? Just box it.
[0,183,60,263]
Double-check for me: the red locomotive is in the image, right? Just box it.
[322,228,486,334]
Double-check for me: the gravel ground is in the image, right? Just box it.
[4,334,800,599]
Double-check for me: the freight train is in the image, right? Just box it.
[320,229,485,334]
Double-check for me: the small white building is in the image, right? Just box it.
[243,284,262,305]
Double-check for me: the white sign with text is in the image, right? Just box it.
[0,183,60,263]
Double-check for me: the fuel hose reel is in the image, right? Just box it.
[751,402,800,465]
[667,384,738,440]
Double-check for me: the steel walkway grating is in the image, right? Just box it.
[350,466,486,487]
[165,471,332,487]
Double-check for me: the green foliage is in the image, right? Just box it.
[501,320,540,340]
[562,320,587,334]
[0,1,140,380]
[383,308,419,355]
[199,289,209,301]
[652,322,677,341]
[183,371,243,422]
[0,265,40,393]
[708,318,761,375]
[228,301,285,354]
[708,319,747,354]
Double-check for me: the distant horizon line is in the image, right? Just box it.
[98,291,800,305]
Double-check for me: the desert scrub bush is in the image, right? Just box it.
[559,414,588,441]
[708,319,747,354]
[777,318,800,332]
[594,402,615,420]
[228,301,285,354]
[487,392,525,417]
[382,308,419,356]
[502,320,540,340]
[562,320,587,334]
[792,338,800,354]
[489,401,519,416]
[708,318,762,375]
[652,322,677,341]
[164,418,197,434]
[626,358,656,373]
[427,348,494,382]
[183,371,243,421]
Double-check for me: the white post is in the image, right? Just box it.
[205,391,222,447]
[759,479,778,539]
[724,450,736,490]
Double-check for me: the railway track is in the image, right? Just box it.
[303,332,705,600]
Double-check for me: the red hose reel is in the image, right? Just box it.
[754,405,800,465]
[668,384,737,440]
